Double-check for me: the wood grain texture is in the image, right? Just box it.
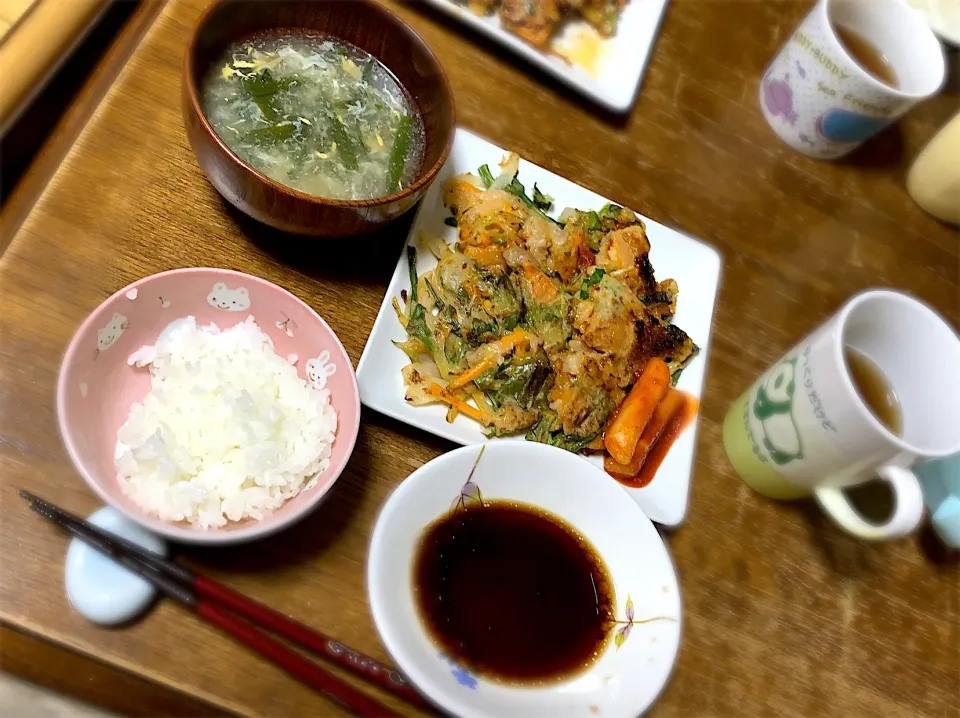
[0,622,230,717]
[0,0,108,133]
[0,0,38,40]
[1,0,165,246]
[1,0,958,716]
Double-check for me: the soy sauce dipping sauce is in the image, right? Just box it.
[413,501,615,684]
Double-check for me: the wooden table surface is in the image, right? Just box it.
[1,0,958,715]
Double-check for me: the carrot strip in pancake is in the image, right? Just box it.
[446,328,529,391]
[426,383,494,425]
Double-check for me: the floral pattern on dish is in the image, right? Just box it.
[611,595,673,649]
[439,652,478,690]
[450,445,486,511]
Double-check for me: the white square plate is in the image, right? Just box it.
[419,0,670,112]
[357,128,721,526]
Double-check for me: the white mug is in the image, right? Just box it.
[724,290,960,540]
[760,0,946,159]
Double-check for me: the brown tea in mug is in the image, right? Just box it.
[844,347,903,435]
[834,25,900,88]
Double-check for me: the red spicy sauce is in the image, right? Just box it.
[609,391,699,489]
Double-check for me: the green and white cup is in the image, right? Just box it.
[723,290,960,540]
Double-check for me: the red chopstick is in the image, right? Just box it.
[190,574,425,706]
[197,602,393,716]
[21,491,433,716]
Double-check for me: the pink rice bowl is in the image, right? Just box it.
[57,268,360,544]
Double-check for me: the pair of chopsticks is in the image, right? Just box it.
[20,490,433,717]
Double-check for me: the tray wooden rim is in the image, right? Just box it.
[0,0,166,249]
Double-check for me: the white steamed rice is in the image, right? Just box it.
[115,316,337,529]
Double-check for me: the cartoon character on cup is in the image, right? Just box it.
[752,356,803,466]
[762,73,798,126]
[816,108,894,144]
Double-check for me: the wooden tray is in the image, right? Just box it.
[1,0,958,716]
[0,0,109,132]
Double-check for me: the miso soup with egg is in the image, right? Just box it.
[202,34,424,201]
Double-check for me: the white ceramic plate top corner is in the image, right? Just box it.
[357,127,721,527]
[418,0,671,112]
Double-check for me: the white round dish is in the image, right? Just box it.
[367,442,682,718]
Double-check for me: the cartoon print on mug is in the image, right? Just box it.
[751,354,803,466]
[306,350,337,390]
[762,72,798,125]
[816,107,894,144]
[758,27,853,157]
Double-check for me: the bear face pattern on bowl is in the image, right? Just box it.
[57,268,360,544]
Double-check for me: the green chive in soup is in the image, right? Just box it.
[202,34,424,201]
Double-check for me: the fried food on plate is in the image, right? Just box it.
[395,152,699,467]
